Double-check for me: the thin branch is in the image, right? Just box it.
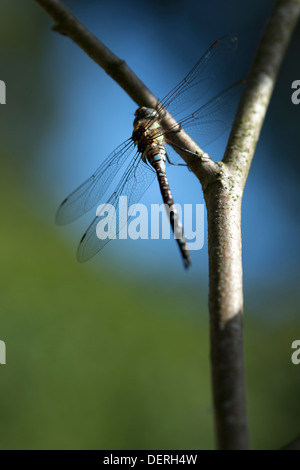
[34,0,217,182]
[224,0,300,189]
[205,0,300,450]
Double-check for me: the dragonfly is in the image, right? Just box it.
[56,35,243,269]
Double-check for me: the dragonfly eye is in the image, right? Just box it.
[134,107,157,126]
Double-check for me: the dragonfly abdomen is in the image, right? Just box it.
[147,147,191,269]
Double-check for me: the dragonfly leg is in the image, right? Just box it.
[166,139,211,164]
[166,152,188,167]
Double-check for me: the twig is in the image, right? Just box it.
[34,0,217,182]
[205,0,300,449]
[224,0,300,182]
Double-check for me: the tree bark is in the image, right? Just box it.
[206,0,300,449]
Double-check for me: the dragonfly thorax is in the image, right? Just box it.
[132,106,165,161]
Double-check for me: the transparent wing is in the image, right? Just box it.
[56,36,238,227]
[55,138,134,225]
[171,80,244,149]
[77,155,156,262]
[156,35,238,119]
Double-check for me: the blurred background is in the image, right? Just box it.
[0,0,299,449]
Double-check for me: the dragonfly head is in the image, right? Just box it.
[133,107,158,127]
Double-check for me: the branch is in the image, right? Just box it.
[205,0,300,450]
[34,0,217,182]
[223,0,300,188]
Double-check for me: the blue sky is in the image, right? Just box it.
[34,0,300,289]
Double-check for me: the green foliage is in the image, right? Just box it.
[0,165,213,449]
[0,164,299,450]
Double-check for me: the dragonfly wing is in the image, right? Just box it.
[55,138,134,225]
[77,155,156,262]
[166,80,244,154]
[157,35,238,119]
